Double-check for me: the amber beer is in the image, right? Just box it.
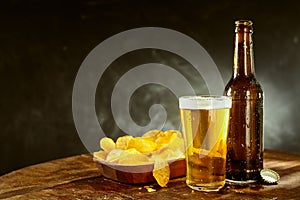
[179,96,231,191]
[224,20,264,184]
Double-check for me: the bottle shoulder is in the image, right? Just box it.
[224,76,263,100]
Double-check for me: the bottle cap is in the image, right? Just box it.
[260,169,280,184]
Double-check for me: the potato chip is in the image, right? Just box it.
[166,133,184,152]
[172,148,185,159]
[127,137,157,154]
[116,135,133,150]
[106,149,124,163]
[118,149,150,165]
[100,137,115,152]
[122,148,141,154]
[151,147,185,162]
[93,150,107,161]
[155,132,172,150]
[155,131,184,151]
[153,159,170,187]
[164,130,182,138]
[142,130,163,142]
[154,149,179,160]
[150,149,172,162]
[144,186,156,192]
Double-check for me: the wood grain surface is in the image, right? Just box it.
[0,150,299,199]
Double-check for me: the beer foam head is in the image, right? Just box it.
[179,96,232,110]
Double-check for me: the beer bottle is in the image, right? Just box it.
[224,20,263,184]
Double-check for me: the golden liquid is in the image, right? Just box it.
[180,108,230,191]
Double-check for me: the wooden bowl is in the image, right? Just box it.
[93,158,186,184]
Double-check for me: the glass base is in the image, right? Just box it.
[188,185,223,192]
[187,183,224,192]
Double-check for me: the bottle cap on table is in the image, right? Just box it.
[260,169,280,184]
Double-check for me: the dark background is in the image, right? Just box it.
[1,0,300,175]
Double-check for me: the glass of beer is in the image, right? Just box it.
[179,96,232,192]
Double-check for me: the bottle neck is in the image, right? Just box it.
[233,22,255,78]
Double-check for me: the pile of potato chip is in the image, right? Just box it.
[93,130,185,187]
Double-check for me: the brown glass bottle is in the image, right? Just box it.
[224,20,263,184]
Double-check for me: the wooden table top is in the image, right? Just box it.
[0,150,299,199]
